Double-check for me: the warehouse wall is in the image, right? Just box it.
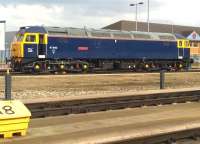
[0,31,16,63]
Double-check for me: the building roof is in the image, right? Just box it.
[103,20,200,37]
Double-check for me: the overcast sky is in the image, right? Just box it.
[1,0,199,31]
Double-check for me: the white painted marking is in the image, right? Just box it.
[38,55,45,59]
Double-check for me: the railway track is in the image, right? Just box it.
[3,102,200,144]
[112,127,200,144]
[26,89,200,118]
[1,68,200,76]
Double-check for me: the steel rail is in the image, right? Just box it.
[25,90,200,118]
[1,69,200,76]
[110,127,200,144]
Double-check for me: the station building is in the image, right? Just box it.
[187,31,200,67]
[103,20,200,67]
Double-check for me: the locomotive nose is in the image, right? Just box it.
[11,42,23,58]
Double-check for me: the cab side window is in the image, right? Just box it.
[179,41,182,47]
[39,35,45,44]
[26,35,36,42]
[185,41,191,48]
[177,40,184,48]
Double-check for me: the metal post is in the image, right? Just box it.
[160,70,165,89]
[147,0,150,32]
[130,2,144,32]
[136,4,138,31]
[3,21,6,63]
[5,69,11,100]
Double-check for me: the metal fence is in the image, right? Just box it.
[191,55,200,63]
[0,50,10,63]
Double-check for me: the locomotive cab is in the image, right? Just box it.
[11,27,48,72]
[23,33,47,59]
[177,39,190,59]
[11,32,48,61]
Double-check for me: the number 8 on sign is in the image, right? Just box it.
[0,105,15,115]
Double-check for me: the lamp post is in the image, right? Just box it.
[130,2,144,31]
[147,0,150,32]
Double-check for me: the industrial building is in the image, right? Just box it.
[103,20,200,35]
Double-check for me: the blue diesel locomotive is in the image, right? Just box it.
[11,26,191,73]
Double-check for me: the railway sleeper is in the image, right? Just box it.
[27,93,200,118]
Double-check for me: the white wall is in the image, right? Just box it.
[0,21,5,51]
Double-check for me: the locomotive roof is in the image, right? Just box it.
[19,26,176,41]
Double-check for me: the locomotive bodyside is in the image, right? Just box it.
[11,26,191,73]
[47,36,188,60]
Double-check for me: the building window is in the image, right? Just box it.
[191,42,199,48]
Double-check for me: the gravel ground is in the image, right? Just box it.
[0,72,200,100]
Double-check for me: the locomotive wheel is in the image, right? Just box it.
[62,71,67,74]
[33,63,42,73]
[60,64,65,70]
[82,64,89,73]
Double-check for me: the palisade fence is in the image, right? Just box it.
[0,49,10,63]
[191,55,200,63]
